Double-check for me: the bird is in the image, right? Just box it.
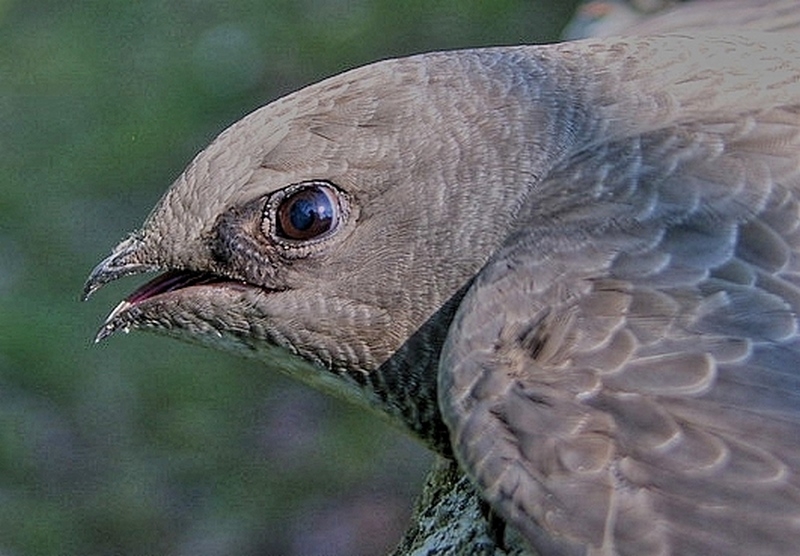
[85,1,800,554]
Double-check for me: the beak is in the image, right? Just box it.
[83,234,161,343]
[82,235,157,301]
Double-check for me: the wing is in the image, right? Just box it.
[563,0,800,39]
[438,105,800,556]
[625,0,800,35]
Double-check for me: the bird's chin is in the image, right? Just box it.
[91,269,388,412]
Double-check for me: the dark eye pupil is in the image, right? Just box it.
[276,185,337,240]
[289,198,320,231]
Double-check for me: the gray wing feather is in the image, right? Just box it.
[625,0,800,35]
[567,0,800,38]
[439,105,800,555]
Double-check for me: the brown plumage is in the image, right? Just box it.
[85,1,800,554]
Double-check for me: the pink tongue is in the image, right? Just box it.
[126,271,224,305]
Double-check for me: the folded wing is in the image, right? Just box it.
[439,96,800,555]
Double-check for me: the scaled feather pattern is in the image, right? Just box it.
[86,1,800,554]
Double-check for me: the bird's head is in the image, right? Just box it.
[84,46,578,446]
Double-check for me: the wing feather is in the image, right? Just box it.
[439,102,800,555]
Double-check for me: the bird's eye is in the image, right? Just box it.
[274,182,340,241]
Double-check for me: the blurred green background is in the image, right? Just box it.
[0,1,579,554]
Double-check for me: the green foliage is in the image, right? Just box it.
[0,2,577,554]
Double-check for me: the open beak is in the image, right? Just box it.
[84,235,242,343]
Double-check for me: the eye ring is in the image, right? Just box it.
[263,181,347,246]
